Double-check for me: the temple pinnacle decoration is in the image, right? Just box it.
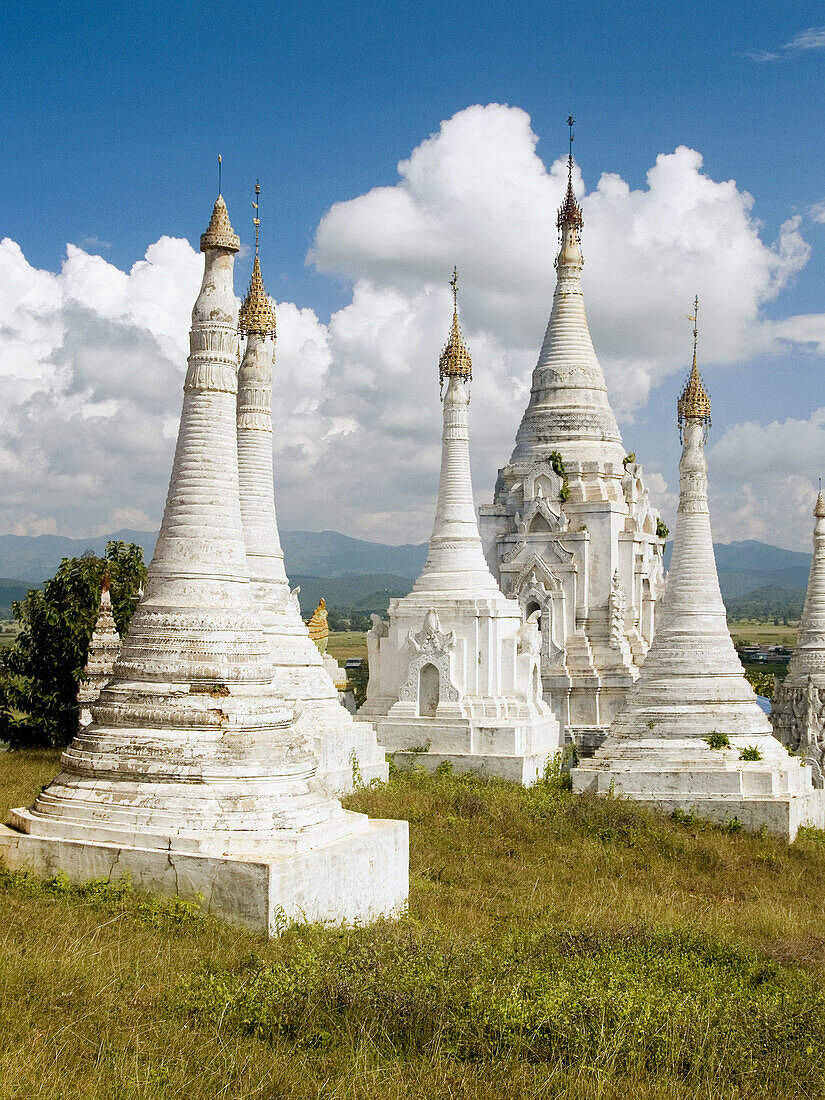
[238,181,276,339]
[556,115,583,243]
[677,297,711,434]
[234,180,388,792]
[360,271,561,784]
[480,122,665,753]
[0,189,407,932]
[438,268,472,385]
[574,305,823,839]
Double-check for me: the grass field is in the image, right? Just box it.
[2,750,825,1098]
[727,619,798,647]
[326,631,368,663]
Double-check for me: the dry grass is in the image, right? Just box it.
[326,631,368,662]
[728,620,798,647]
[1,753,825,1098]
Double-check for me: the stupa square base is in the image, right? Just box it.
[379,712,562,787]
[573,736,825,841]
[0,818,408,936]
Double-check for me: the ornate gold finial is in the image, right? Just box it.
[438,267,472,386]
[200,193,240,253]
[815,480,825,519]
[677,295,712,434]
[557,115,583,239]
[238,180,276,338]
[307,597,329,654]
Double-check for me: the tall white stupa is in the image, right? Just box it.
[360,272,561,784]
[235,182,387,792]
[772,491,825,783]
[0,192,407,931]
[479,122,665,754]
[573,304,822,839]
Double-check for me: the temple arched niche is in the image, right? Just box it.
[418,663,440,718]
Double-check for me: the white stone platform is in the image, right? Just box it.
[573,734,825,840]
[0,816,408,935]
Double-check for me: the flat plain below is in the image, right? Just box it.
[2,750,825,1100]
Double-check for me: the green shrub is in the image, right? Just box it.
[173,923,825,1090]
[740,746,763,762]
[705,731,731,750]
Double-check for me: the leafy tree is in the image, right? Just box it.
[0,541,147,749]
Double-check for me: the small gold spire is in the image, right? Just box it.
[238,180,276,338]
[438,267,472,385]
[677,295,712,432]
[200,193,240,253]
[557,116,583,238]
[815,481,825,519]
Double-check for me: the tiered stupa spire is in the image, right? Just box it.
[574,303,819,838]
[772,489,825,782]
[4,189,406,929]
[414,269,498,594]
[77,573,121,728]
[509,117,624,467]
[235,181,388,792]
[360,269,561,784]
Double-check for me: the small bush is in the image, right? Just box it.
[705,731,731,750]
[740,746,763,762]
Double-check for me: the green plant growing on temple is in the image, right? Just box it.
[740,746,763,762]
[623,452,636,467]
[705,731,731,750]
[559,479,570,502]
[547,450,565,479]
[656,518,670,540]
[0,541,147,750]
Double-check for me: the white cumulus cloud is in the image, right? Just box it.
[0,103,823,556]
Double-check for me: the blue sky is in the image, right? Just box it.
[5,0,825,308]
[1,1,824,549]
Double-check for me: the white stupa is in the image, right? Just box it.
[77,574,121,728]
[772,491,825,784]
[359,272,561,784]
[0,193,407,932]
[479,125,665,754]
[235,184,387,792]
[573,305,823,839]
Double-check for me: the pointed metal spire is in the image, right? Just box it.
[557,115,583,240]
[677,295,711,434]
[238,179,276,338]
[438,266,472,386]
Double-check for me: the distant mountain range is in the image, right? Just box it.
[0,530,812,620]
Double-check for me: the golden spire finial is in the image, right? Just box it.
[238,179,276,338]
[438,266,472,386]
[677,295,712,434]
[557,115,583,239]
[200,189,240,253]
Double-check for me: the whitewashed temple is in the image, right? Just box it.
[479,138,665,754]
[360,274,561,784]
[0,193,407,933]
[573,315,823,840]
[772,491,825,783]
